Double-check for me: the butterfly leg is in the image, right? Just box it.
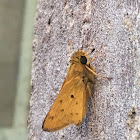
[90,70,112,79]
[85,66,112,79]
[87,84,96,117]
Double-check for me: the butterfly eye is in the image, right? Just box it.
[80,56,87,64]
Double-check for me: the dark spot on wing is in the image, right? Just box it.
[42,119,46,130]
[71,113,73,115]
[61,109,64,112]
[42,124,44,130]
[48,116,54,120]
[76,113,78,115]
[76,101,78,104]
[71,95,74,98]
[60,100,63,103]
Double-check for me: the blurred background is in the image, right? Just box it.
[0,0,37,139]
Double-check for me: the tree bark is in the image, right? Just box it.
[28,0,140,139]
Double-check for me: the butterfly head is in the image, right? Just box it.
[71,50,90,65]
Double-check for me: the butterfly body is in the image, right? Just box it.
[42,50,96,132]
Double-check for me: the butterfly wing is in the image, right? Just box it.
[42,75,88,132]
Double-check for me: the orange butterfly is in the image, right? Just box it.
[42,42,110,132]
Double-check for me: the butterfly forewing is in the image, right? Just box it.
[42,76,88,132]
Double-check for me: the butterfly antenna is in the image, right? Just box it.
[68,39,71,46]
[68,39,74,51]
[87,42,93,55]
[90,44,103,63]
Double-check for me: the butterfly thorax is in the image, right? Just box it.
[66,50,95,84]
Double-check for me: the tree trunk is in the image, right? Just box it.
[28,0,140,139]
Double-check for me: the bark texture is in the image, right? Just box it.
[28,0,140,139]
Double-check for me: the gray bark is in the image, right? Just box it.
[28,0,140,140]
